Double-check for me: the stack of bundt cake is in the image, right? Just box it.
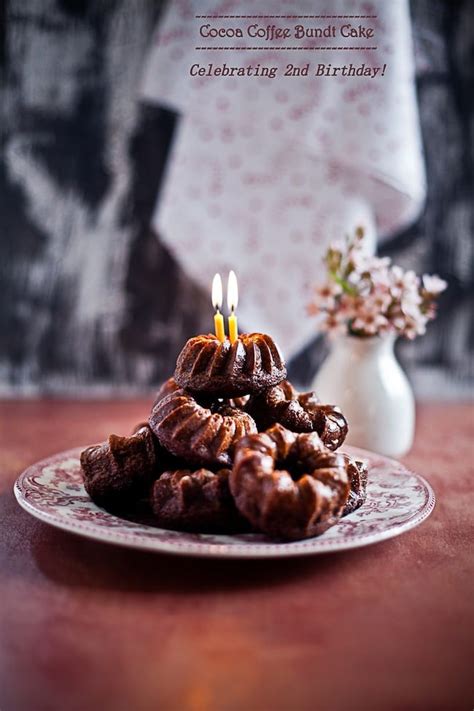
[81,332,367,540]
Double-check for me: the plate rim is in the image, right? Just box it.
[13,445,436,559]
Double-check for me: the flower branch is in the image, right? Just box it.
[308,228,447,339]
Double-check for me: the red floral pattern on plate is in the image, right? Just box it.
[14,446,435,558]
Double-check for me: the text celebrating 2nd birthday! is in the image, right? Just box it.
[191,15,386,80]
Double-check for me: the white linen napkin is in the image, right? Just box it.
[141,0,425,357]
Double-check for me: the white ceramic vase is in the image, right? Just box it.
[312,334,415,457]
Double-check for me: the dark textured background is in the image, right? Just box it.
[0,0,472,396]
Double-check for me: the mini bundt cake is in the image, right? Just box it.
[342,455,368,516]
[153,376,181,405]
[174,333,287,397]
[151,468,247,532]
[230,424,350,540]
[81,424,159,508]
[153,376,249,411]
[149,388,258,467]
[246,380,348,450]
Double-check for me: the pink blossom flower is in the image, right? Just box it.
[366,289,392,313]
[369,256,391,271]
[352,310,389,336]
[390,266,419,298]
[308,228,444,341]
[347,271,371,296]
[307,302,323,317]
[348,249,370,273]
[371,269,392,288]
[404,318,426,339]
[312,281,342,309]
[422,274,447,294]
[338,293,359,318]
[424,303,437,320]
[401,287,422,318]
[320,309,347,336]
[391,313,407,331]
[404,327,418,340]
[403,310,428,337]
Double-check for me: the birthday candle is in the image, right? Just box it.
[227,270,239,344]
[212,273,225,342]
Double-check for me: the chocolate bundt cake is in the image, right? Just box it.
[246,380,348,450]
[81,424,159,507]
[151,468,247,532]
[153,376,181,405]
[149,388,257,467]
[80,325,366,537]
[230,424,350,540]
[342,455,368,516]
[174,333,287,397]
[153,376,249,411]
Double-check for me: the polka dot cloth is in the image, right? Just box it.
[141,0,425,357]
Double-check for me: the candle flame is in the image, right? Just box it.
[227,270,239,312]
[212,273,223,311]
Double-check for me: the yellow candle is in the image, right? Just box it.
[212,273,226,342]
[214,311,225,343]
[228,310,238,344]
[227,270,239,344]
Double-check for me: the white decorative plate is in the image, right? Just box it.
[14,446,435,558]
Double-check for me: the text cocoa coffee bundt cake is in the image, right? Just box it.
[174,333,287,397]
[246,380,348,451]
[149,387,257,467]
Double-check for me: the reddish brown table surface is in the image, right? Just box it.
[1,400,473,711]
